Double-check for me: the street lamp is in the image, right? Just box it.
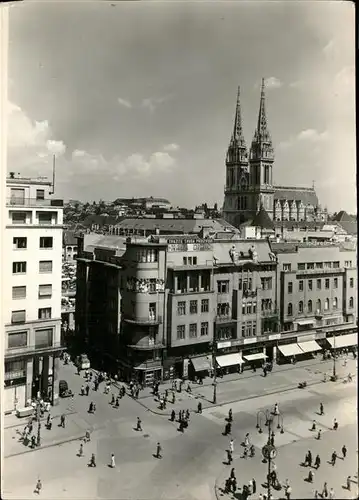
[211,340,217,404]
[331,332,337,381]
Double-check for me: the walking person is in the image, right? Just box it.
[197,402,202,414]
[136,417,142,431]
[346,476,351,491]
[111,394,115,405]
[285,484,292,499]
[228,408,233,422]
[244,432,250,447]
[34,479,42,495]
[78,443,84,457]
[317,429,322,440]
[229,438,234,454]
[85,429,91,442]
[331,450,337,465]
[307,469,314,483]
[333,418,338,430]
[110,453,115,468]
[329,487,334,499]
[86,384,90,396]
[342,444,347,458]
[227,449,233,464]
[307,450,312,467]
[322,482,328,498]
[156,442,162,459]
[89,453,96,467]
[314,454,321,469]
[273,403,279,415]
[170,409,176,422]
[60,414,66,428]
[252,478,256,494]
[320,402,324,415]
[46,413,51,427]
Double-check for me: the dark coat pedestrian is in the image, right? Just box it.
[331,451,337,465]
[86,384,90,396]
[156,442,162,458]
[227,449,233,464]
[171,410,176,421]
[89,402,93,413]
[115,397,120,408]
[252,478,256,494]
[314,455,320,469]
[89,453,96,467]
[197,402,202,413]
[342,445,347,458]
[111,394,115,405]
[320,402,324,415]
[228,409,233,422]
[136,417,142,431]
[307,451,312,467]
[231,477,237,493]
[60,414,65,427]
[230,468,235,479]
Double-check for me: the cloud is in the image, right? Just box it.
[117,97,132,109]
[114,151,176,180]
[264,77,282,89]
[278,129,328,150]
[163,143,179,152]
[289,80,304,89]
[141,94,173,113]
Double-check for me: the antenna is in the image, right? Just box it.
[50,155,56,195]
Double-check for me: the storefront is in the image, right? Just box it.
[189,355,213,380]
[326,332,357,351]
[277,342,303,364]
[216,352,243,375]
[277,335,322,364]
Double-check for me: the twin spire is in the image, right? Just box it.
[228,78,274,163]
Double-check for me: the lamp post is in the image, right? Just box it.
[332,332,337,381]
[212,339,217,404]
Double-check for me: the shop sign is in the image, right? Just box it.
[298,333,315,342]
[5,370,26,380]
[268,333,281,341]
[217,341,232,349]
[183,358,189,378]
[243,337,257,345]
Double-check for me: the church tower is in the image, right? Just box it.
[248,78,275,220]
[222,87,250,227]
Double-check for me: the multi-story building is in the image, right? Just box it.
[223,80,327,228]
[3,173,64,413]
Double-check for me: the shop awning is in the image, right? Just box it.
[327,333,358,349]
[296,319,315,326]
[190,356,212,372]
[243,353,268,362]
[297,340,322,353]
[278,344,303,357]
[216,353,244,368]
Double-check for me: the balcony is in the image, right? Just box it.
[127,342,165,351]
[215,315,236,324]
[261,309,279,318]
[7,197,64,208]
[123,315,163,325]
[296,268,344,276]
[243,289,258,298]
[5,341,64,360]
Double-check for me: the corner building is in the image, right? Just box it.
[3,175,64,412]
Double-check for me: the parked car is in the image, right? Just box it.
[59,379,74,398]
[76,354,90,370]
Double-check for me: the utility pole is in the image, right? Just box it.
[332,332,337,380]
[212,336,217,404]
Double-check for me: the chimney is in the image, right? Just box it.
[9,172,15,179]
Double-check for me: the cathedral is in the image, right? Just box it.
[222,79,327,229]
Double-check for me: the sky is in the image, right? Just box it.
[7,1,356,212]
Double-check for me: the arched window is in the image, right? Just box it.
[349,297,354,308]
[298,301,304,314]
[287,303,293,316]
[333,298,338,309]
[324,298,329,311]
[316,299,321,312]
[308,300,312,313]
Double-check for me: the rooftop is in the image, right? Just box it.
[273,185,319,207]
[112,217,238,235]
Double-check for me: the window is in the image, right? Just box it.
[333,278,338,289]
[193,257,197,265]
[201,299,209,313]
[316,279,321,290]
[177,301,186,316]
[149,279,156,293]
[315,262,323,269]
[333,297,338,309]
[11,310,26,324]
[298,263,305,271]
[308,279,313,291]
[200,322,209,336]
[287,303,293,316]
[324,298,329,311]
[288,282,293,294]
[264,165,270,184]
[217,303,230,317]
[333,261,340,268]
[349,297,354,309]
[241,324,245,337]
[243,278,252,292]
[307,263,314,270]
[308,300,312,313]
[189,323,197,338]
[149,303,156,320]
[38,307,51,320]
[36,189,45,200]
[218,327,233,340]
[246,302,252,314]
[238,279,242,290]
[324,262,332,269]
[12,212,26,224]
[38,213,53,225]
[298,280,304,292]
[283,263,291,272]
[217,280,229,293]
[40,237,53,249]
[39,260,52,273]
[136,249,158,263]
[253,302,257,314]
[13,237,27,249]
[325,278,330,289]
[12,261,26,274]
[298,301,304,313]
[190,300,198,314]
[242,302,246,315]
[316,299,321,312]
[12,286,26,299]
[35,328,53,349]
[183,257,187,265]
[38,284,52,299]
[8,331,27,349]
[177,325,185,340]
[261,278,272,290]
[350,278,354,288]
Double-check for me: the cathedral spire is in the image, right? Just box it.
[250,78,274,160]
[227,86,248,164]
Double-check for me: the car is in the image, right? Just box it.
[76,354,90,370]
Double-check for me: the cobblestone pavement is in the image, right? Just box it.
[3,361,357,500]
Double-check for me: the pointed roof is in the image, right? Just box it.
[332,210,355,222]
[250,78,274,160]
[230,86,246,149]
[251,205,275,230]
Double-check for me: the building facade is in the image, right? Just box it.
[3,174,64,412]
[223,80,327,228]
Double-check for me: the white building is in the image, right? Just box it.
[3,173,64,413]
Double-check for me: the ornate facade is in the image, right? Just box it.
[223,80,327,229]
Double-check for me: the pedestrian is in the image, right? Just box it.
[170,409,175,422]
[244,432,250,447]
[258,494,263,500]
[172,391,175,404]
[228,408,233,422]
[248,479,253,494]
[78,443,84,457]
[93,403,96,413]
[346,476,351,491]
[243,446,248,459]
[81,385,85,396]
[311,420,316,431]
[46,414,51,427]
[231,477,237,494]
[187,383,191,393]
[314,454,320,469]
[342,444,347,458]
[329,487,334,499]
[322,482,328,498]
[331,450,337,466]
[273,403,279,415]
[136,417,142,431]
[110,453,115,468]
[47,417,52,430]
[197,402,202,414]
[230,467,235,479]
[156,442,162,459]
[224,422,231,435]
[227,449,233,464]
[185,409,190,420]
[333,418,338,430]
[314,490,319,499]
[34,478,42,495]
[89,402,94,413]
[86,384,90,396]
[285,484,292,499]
[115,397,119,408]
[60,414,65,428]
[317,429,322,440]
[308,469,314,483]
[89,453,96,467]
[307,450,312,467]
[111,394,115,405]
[252,478,256,494]
[85,429,91,442]
[229,438,234,453]
[320,402,324,415]
[135,388,139,399]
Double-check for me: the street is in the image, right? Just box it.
[3,357,358,500]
